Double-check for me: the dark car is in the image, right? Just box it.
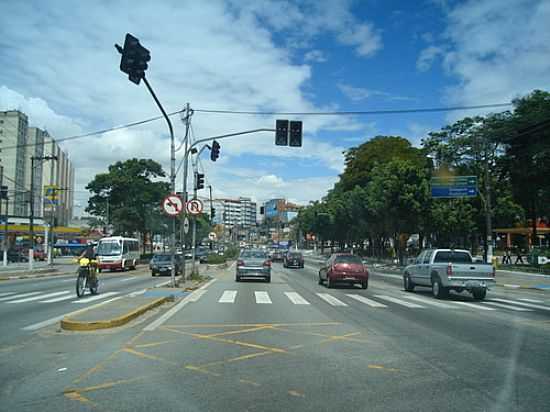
[7,250,29,263]
[150,253,183,276]
[195,248,209,263]
[283,251,304,268]
[271,250,284,262]
[318,253,368,289]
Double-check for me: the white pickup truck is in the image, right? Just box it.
[403,249,495,300]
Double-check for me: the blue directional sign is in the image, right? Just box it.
[431,176,477,198]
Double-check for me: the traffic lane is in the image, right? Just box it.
[0,267,159,348]
[46,264,549,411]
[279,264,550,408]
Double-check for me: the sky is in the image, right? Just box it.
[1,0,549,215]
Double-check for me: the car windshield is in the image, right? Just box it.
[153,255,171,262]
[334,256,363,265]
[433,251,472,264]
[289,253,302,258]
[241,251,267,259]
[97,241,121,256]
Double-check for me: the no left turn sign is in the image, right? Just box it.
[162,194,184,216]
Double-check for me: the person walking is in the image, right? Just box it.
[502,247,512,265]
[514,247,525,264]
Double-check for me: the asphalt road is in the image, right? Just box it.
[1,260,549,411]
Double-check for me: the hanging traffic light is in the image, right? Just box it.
[275,119,289,146]
[289,121,303,147]
[115,33,151,85]
[210,140,220,161]
[195,173,205,190]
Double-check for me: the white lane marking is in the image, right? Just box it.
[399,294,457,309]
[346,294,387,308]
[0,292,16,297]
[503,284,521,289]
[219,290,237,303]
[72,291,119,303]
[450,301,496,311]
[0,291,42,302]
[484,302,533,312]
[316,293,348,307]
[372,272,402,280]
[8,291,70,303]
[22,296,122,331]
[188,289,207,302]
[518,298,544,304]
[119,277,135,282]
[40,294,76,303]
[143,278,216,332]
[254,291,272,304]
[490,298,550,312]
[483,302,533,312]
[374,295,424,308]
[127,289,146,297]
[61,278,76,282]
[284,292,310,305]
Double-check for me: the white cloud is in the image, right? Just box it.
[416,45,444,72]
[437,0,550,117]
[337,84,372,101]
[337,23,382,57]
[304,50,327,63]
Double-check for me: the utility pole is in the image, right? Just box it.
[484,143,493,263]
[180,103,191,283]
[0,166,6,266]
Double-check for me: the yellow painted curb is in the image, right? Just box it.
[61,296,173,331]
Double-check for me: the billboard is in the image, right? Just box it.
[265,199,284,219]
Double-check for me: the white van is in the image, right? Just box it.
[96,236,140,272]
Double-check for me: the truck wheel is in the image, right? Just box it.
[472,288,487,300]
[431,276,448,299]
[403,273,415,292]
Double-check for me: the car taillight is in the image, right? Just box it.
[237,260,245,267]
[447,263,453,277]
[263,260,271,267]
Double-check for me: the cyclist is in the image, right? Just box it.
[79,243,96,260]
[78,243,98,291]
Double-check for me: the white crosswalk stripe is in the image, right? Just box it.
[374,295,425,308]
[72,291,119,303]
[219,290,237,303]
[8,291,70,303]
[491,298,550,312]
[284,292,310,305]
[450,301,496,311]
[254,291,272,304]
[41,294,77,303]
[0,291,42,302]
[484,302,533,312]
[316,293,348,307]
[0,292,16,297]
[345,294,387,307]
[518,298,544,304]
[399,294,458,309]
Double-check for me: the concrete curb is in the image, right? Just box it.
[0,269,63,280]
[60,296,173,331]
[498,283,550,291]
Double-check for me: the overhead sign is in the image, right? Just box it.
[431,176,477,198]
[183,217,190,234]
[186,199,203,215]
[162,194,183,216]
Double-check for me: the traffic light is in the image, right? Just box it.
[260,206,265,215]
[211,207,216,219]
[115,33,151,85]
[195,173,205,190]
[210,140,220,161]
[0,185,8,200]
[275,119,289,146]
[289,121,303,147]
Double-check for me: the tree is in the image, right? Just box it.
[86,159,170,246]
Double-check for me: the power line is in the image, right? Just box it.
[193,103,513,116]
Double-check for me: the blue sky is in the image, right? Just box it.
[1,0,549,212]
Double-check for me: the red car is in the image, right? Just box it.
[318,253,368,289]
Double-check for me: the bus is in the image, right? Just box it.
[96,236,140,272]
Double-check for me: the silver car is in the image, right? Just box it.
[236,250,271,282]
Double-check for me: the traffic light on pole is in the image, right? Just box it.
[195,173,205,190]
[275,119,289,146]
[115,33,151,85]
[0,185,8,200]
[210,140,220,161]
[289,121,303,147]
[211,208,216,219]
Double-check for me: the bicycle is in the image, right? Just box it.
[76,257,99,298]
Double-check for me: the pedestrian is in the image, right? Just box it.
[502,247,512,265]
[514,247,524,265]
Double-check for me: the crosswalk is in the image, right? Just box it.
[2,286,549,316]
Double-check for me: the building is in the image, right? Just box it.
[0,110,28,216]
[263,198,300,224]
[211,197,257,228]
[42,135,75,227]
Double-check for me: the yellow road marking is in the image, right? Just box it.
[163,321,341,328]
[288,390,305,398]
[198,351,274,369]
[184,365,221,377]
[205,325,273,337]
[64,391,94,405]
[122,348,178,366]
[134,339,177,348]
[368,364,399,372]
[318,332,368,345]
[66,375,148,394]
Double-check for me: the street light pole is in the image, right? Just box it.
[180,103,191,284]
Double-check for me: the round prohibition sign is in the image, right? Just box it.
[162,194,184,216]
[186,199,204,215]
